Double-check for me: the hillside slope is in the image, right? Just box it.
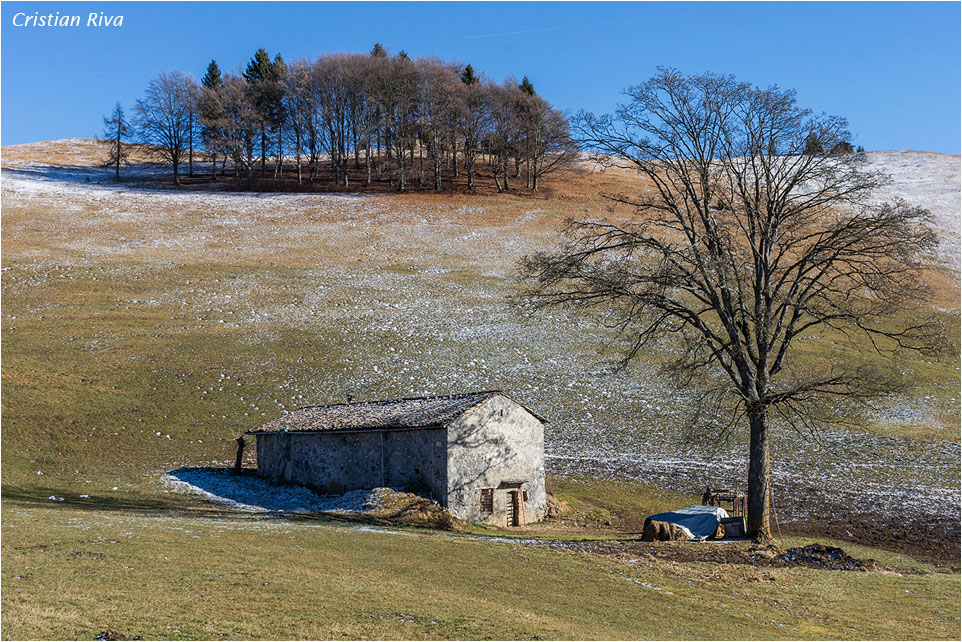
[2,141,959,559]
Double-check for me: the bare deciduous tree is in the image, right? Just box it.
[217,74,260,188]
[486,81,522,193]
[520,93,578,191]
[134,70,195,185]
[520,68,946,539]
[418,58,461,192]
[283,59,315,183]
[315,54,355,187]
[456,69,488,191]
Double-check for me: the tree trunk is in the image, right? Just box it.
[746,407,772,540]
[365,139,372,187]
[260,123,267,175]
[418,143,425,186]
[397,147,405,192]
[296,143,302,183]
[173,159,180,185]
[353,130,360,169]
[114,130,121,182]
[189,113,194,177]
[275,126,283,179]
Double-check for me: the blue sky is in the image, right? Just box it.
[2,1,960,153]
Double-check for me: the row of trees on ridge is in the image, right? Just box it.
[104,45,578,191]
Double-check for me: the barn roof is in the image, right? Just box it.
[247,390,546,434]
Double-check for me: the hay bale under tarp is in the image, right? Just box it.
[642,518,692,541]
[644,505,730,540]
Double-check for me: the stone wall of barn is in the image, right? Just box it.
[444,395,547,525]
[254,427,447,500]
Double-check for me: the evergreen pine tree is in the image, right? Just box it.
[370,42,387,58]
[102,102,130,182]
[803,133,824,155]
[270,53,288,177]
[244,48,273,83]
[461,64,478,85]
[519,76,536,96]
[244,48,277,174]
[200,60,224,180]
[201,59,222,90]
[830,140,855,155]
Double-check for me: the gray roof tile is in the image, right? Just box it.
[248,391,505,434]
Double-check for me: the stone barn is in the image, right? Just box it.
[247,391,547,526]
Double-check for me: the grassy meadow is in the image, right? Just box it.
[3,502,959,641]
[1,139,959,639]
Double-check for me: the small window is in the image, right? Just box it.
[479,488,494,513]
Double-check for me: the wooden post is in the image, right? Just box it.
[233,436,245,473]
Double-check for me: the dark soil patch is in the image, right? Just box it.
[533,540,888,572]
[94,630,142,641]
[778,543,879,571]
[775,484,960,569]
[546,460,961,569]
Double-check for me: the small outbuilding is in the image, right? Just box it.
[247,390,548,526]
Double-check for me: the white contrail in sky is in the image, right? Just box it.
[463,21,627,40]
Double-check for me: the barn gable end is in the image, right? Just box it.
[445,394,546,524]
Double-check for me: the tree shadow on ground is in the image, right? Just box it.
[2,159,544,198]
[1,482,240,520]
[1,163,219,193]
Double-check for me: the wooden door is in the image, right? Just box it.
[506,490,519,527]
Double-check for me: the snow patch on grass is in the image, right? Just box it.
[162,467,371,513]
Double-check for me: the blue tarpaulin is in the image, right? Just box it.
[646,504,730,540]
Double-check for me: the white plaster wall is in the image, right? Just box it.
[444,394,546,524]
